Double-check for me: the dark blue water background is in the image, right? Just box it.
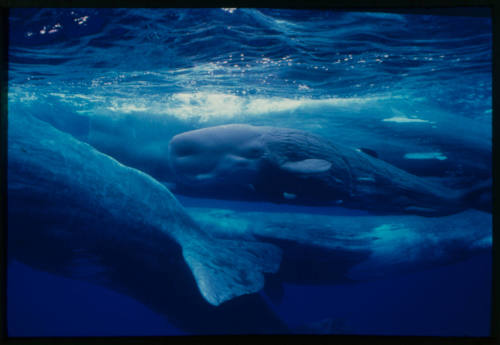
[7,8,492,337]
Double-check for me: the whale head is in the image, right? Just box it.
[168,124,267,187]
[168,124,353,204]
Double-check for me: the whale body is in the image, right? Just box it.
[168,124,490,216]
[187,207,491,285]
[25,102,490,188]
[8,114,287,334]
[7,115,491,334]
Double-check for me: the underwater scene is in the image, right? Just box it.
[7,8,492,337]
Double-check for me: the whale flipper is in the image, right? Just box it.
[183,238,282,306]
[281,159,332,174]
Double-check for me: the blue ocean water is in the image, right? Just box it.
[7,8,492,337]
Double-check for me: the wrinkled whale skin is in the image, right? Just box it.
[169,124,486,215]
[8,114,286,334]
[188,207,491,284]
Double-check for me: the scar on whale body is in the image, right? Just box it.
[168,124,491,216]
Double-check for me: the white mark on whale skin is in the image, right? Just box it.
[382,116,433,124]
[195,173,215,180]
[357,176,375,182]
[404,152,448,161]
[281,159,332,174]
[283,192,297,200]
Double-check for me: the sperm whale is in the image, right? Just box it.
[8,114,287,334]
[168,124,491,216]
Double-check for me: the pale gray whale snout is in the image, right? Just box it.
[168,124,491,216]
[168,124,266,187]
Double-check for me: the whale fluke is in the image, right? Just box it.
[7,114,287,332]
[183,237,282,306]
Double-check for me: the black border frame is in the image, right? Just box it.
[0,1,498,345]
